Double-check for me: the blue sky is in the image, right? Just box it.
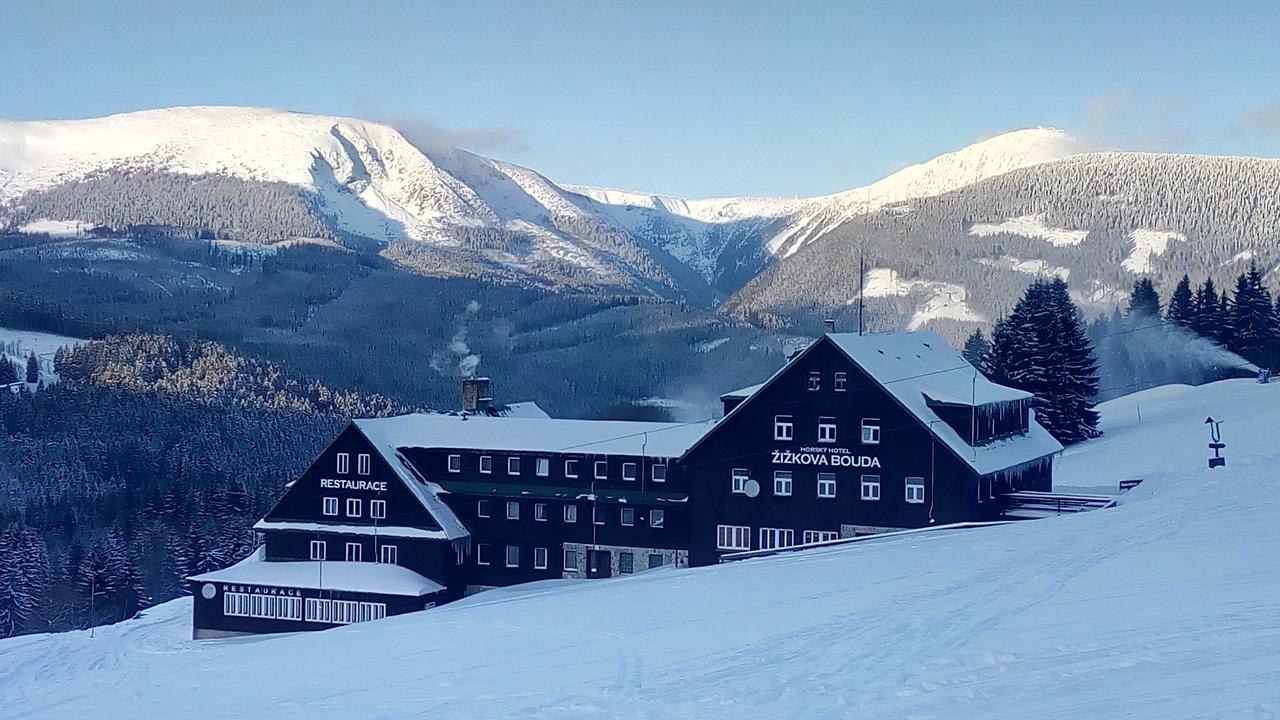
[4,1,1280,197]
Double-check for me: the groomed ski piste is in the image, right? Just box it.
[4,378,1278,719]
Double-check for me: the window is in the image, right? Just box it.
[505,545,520,568]
[802,530,839,544]
[476,543,490,565]
[226,592,304,622]
[650,509,665,528]
[322,497,338,516]
[651,464,667,482]
[309,540,326,560]
[834,371,847,392]
[817,472,837,498]
[370,499,387,519]
[818,417,837,443]
[534,547,548,570]
[621,507,635,526]
[477,499,491,518]
[593,507,606,525]
[479,455,492,474]
[759,528,795,550]
[648,553,665,568]
[774,470,793,496]
[731,468,749,494]
[563,548,578,570]
[716,525,751,551]
[447,454,461,473]
[861,419,881,445]
[861,474,881,501]
[534,502,547,521]
[808,371,821,391]
[774,415,794,441]
[346,498,362,518]
[357,453,371,475]
[622,462,637,481]
[536,458,550,476]
[620,552,634,574]
[345,542,362,562]
[336,452,350,474]
[594,460,608,479]
[379,544,398,565]
[506,501,520,520]
[563,504,578,523]
[565,459,579,478]
[906,477,926,504]
[507,456,520,474]
[303,597,383,625]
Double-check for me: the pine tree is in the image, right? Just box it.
[0,354,17,385]
[1127,278,1162,319]
[1166,274,1195,328]
[1228,262,1279,366]
[989,279,1100,444]
[0,523,50,637]
[961,329,993,376]
[25,352,39,384]
[1190,278,1223,340]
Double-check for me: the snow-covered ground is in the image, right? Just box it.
[1122,229,1186,274]
[4,378,1280,719]
[0,326,86,382]
[968,213,1090,247]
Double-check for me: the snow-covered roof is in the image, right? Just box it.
[252,520,453,540]
[350,421,471,541]
[720,383,764,400]
[190,552,444,597]
[824,332,1060,474]
[355,414,717,458]
[487,401,550,419]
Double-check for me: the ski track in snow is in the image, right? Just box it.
[5,378,1280,719]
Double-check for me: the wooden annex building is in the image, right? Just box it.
[188,331,1063,638]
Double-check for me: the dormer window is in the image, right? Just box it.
[447,454,461,472]
[479,455,493,474]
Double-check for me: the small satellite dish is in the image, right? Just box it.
[744,479,760,498]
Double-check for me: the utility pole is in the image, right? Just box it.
[858,249,865,336]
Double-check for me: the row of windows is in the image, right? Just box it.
[475,544,666,575]
[774,416,880,444]
[304,597,387,625]
[309,539,400,564]
[448,454,667,482]
[334,452,372,476]
[731,470,924,503]
[477,500,665,528]
[321,497,387,519]
[716,526,840,551]
[224,592,304,621]
[807,371,848,392]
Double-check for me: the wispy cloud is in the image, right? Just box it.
[390,117,528,155]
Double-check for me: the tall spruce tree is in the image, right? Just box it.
[989,278,1100,444]
[962,329,993,376]
[1191,278,1223,340]
[0,354,17,385]
[1166,274,1196,327]
[25,352,39,384]
[0,523,50,637]
[1127,278,1162,319]
[1227,262,1279,365]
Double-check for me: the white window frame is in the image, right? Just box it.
[774,415,794,441]
[808,371,821,391]
[476,543,490,565]
[477,499,491,518]
[802,530,839,544]
[479,455,492,474]
[650,508,665,528]
[379,544,398,565]
[309,540,326,560]
[447,454,461,473]
[817,472,837,498]
[507,456,520,474]
[534,546,548,570]
[622,462,637,481]
[834,371,847,392]
[773,470,793,496]
[565,459,579,478]
[505,545,520,568]
[861,419,881,445]
[563,548,578,570]
[506,500,520,520]
[534,502,547,521]
[651,464,667,482]
[861,474,881,501]
[346,498,362,518]
[345,542,362,562]
[716,524,751,551]
[621,507,635,526]
[759,527,796,550]
[563,504,578,523]
[357,453,371,475]
[818,417,837,443]
[322,497,338,516]
[536,458,550,477]
[594,460,608,479]
[336,452,350,474]
[906,477,926,504]
[731,468,749,494]
[370,499,386,520]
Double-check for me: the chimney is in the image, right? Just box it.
[823,318,836,334]
[461,377,493,412]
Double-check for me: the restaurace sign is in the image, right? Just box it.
[320,478,388,492]
[772,446,881,468]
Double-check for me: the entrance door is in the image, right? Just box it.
[587,549,612,578]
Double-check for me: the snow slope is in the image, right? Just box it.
[5,378,1280,719]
